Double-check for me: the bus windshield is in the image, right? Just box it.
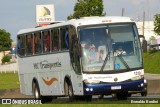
[79,23,142,73]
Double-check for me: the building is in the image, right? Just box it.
[136,21,160,45]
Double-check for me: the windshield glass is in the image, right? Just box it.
[79,23,142,72]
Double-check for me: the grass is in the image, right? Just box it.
[143,51,160,74]
[0,72,19,89]
[0,104,160,107]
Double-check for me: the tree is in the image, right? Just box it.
[149,36,156,45]
[0,29,12,52]
[70,0,106,19]
[154,14,160,35]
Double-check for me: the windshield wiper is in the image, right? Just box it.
[100,51,110,72]
[116,53,130,70]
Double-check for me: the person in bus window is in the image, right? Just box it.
[36,34,42,53]
[65,28,69,49]
[43,32,48,52]
[98,36,107,61]
[44,43,47,52]
[35,34,38,53]
[17,37,21,49]
[47,33,50,51]
[35,34,41,53]
[85,42,100,64]
[52,30,59,51]
[26,35,32,54]
[17,36,21,55]
[114,46,126,56]
[31,36,34,53]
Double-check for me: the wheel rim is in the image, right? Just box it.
[68,86,73,97]
[35,86,40,99]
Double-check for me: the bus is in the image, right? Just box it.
[17,16,146,101]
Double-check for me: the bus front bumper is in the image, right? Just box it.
[83,79,145,95]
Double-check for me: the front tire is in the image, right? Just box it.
[33,82,41,99]
[116,92,128,100]
[141,92,147,96]
[68,83,75,101]
[85,95,92,101]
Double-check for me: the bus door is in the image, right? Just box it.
[69,26,84,95]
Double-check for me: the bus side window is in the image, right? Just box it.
[60,27,68,50]
[34,32,42,54]
[43,31,50,53]
[26,34,33,55]
[51,29,59,51]
[17,35,25,56]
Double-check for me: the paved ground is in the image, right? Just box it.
[144,73,160,95]
[144,73,160,80]
[0,89,33,98]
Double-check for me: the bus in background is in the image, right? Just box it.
[17,16,145,101]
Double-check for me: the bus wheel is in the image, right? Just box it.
[33,82,41,99]
[141,92,147,96]
[68,84,74,101]
[42,96,54,102]
[85,95,92,101]
[116,92,128,100]
[128,93,132,97]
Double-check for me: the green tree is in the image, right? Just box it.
[0,29,12,52]
[70,0,106,19]
[154,14,160,35]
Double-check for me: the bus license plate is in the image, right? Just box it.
[111,86,121,90]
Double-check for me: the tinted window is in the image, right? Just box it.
[17,35,25,56]
[60,27,69,50]
[43,31,50,53]
[34,32,42,54]
[26,34,33,55]
[51,29,59,51]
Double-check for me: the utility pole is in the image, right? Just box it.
[142,11,145,36]
[122,8,124,16]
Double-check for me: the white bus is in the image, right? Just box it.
[17,16,145,101]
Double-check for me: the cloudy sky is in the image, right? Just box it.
[0,0,160,42]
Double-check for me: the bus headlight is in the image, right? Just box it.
[83,79,100,84]
[131,75,144,81]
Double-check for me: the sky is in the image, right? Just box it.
[0,0,160,42]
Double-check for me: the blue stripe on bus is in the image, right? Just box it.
[83,79,144,95]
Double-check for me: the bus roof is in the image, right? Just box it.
[17,16,134,35]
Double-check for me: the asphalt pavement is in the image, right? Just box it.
[144,73,160,95]
[144,73,160,80]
